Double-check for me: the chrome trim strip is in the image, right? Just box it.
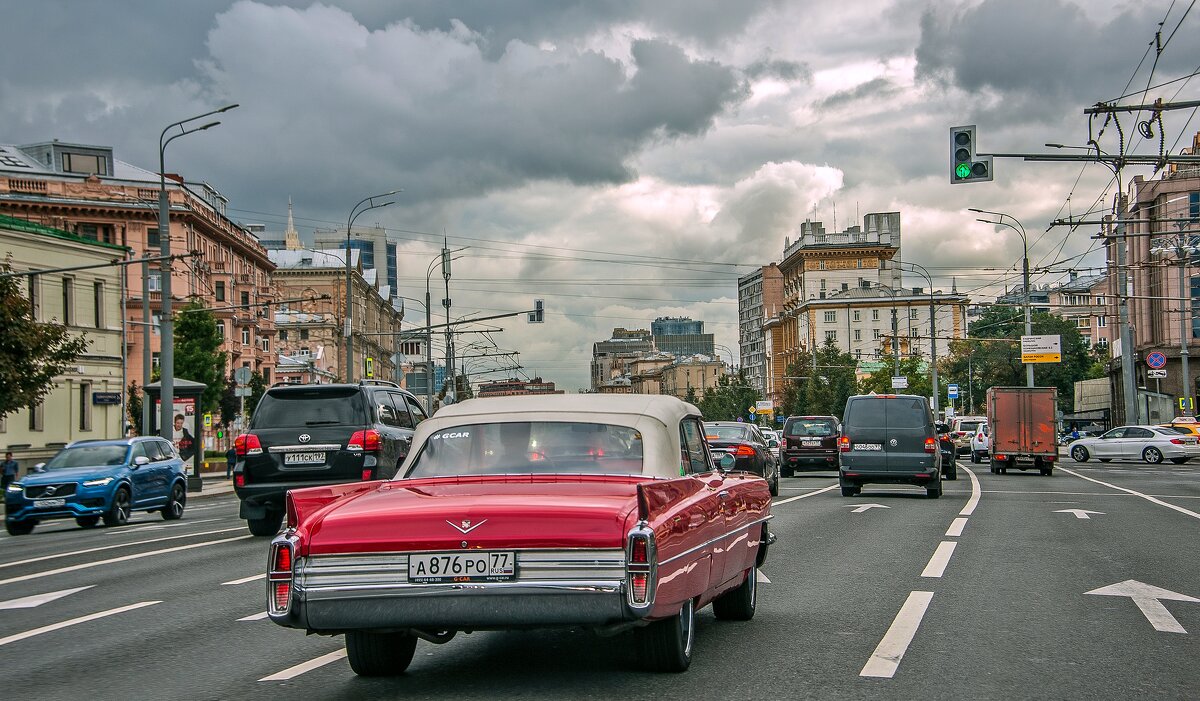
[299,579,624,602]
[658,515,773,566]
[268,444,342,453]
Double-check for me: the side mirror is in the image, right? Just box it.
[768,438,779,448]
[719,454,736,471]
[133,456,150,467]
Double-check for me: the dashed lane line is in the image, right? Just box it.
[259,649,348,681]
[773,484,839,506]
[0,600,161,647]
[945,518,968,537]
[223,573,266,586]
[0,528,247,571]
[1060,467,1200,521]
[104,518,219,535]
[0,536,253,587]
[860,591,935,678]
[959,463,981,516]
[239,611,270,621]
[920,542,958,578]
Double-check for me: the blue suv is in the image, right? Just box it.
[4,437,188,536]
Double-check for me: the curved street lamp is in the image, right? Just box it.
[899,261,942,416]
[343,190,400,380]
[969,208,1033,388]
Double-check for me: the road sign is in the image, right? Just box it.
[1148,369,1167,379]
[1146,351,1167,369]
[365,357,374,378]
[891,376,908,389]
[747,406,756,414]
[203,413,212,429]
[233,367,252,385]
[1021,334,1062,363]
[234,387,252,397]
[947,383,959,399]
[755,400,773,416]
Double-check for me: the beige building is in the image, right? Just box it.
[0,214,127,466]
[1046,273,1115,350]
[660,356,728,401]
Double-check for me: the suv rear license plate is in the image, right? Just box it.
[409,552,516,583]
[35,498,66,508]
[283,452,326,465]
[802,440,820,447]
[853,443,882,451]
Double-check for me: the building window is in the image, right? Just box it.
[825,330,837,343]
[152,352,160,369]
[910,328,918,337]
[240,291,250,307]
[820,279,827,290]
[853,310,861,322]
[29,401,44,431]
[299,329,309,341]
[79,382,92,432]
[857,259,864,269]
[62,277,75,325]
[27,273,39,320]
[818,260,826,270]
[855,349,862,359]
[260,337,269,353]
[215,281,225,302]
[872,309,880,321]
[152,314,161,335]
[910,308,918,320]
[147,272,161,292]
[241,328,250,346]
[824,311,836,323]
[873,329,881,340]
[147,227,160,248]
[93,281,104,328]
[1076,317,1089,329]
[62,152,107,175]
[279,330,288,341]
[216,321,225,339]
[1097,316,1107,328]
[854,329,862,341]
[1096,295,1105,305]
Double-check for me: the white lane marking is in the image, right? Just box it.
[0,586,94,610]
[105,518,218,535]
[1054,509,1105,520]
[756,571,771,584]
[222,573,265,586]
[1086,580,1200,634]
[984,490,1200,499]
[0,536,252,587]
[260,649,348,681]
[945,517,968,537]
[1060,467,1200,521]
[959,463,981,516]
[860,591,935,678]
[0,600,160,647]
[846,503,889,513]
[0,527,246,571]
[239,611,271,621]
[920,542,958,578]
[773,484,839,505]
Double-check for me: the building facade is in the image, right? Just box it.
[1046,273,1116,350]
[591,328,655,390]
[660,356,728,401]
[315,225,399,302]
[475,377,562,397]
[651,316,714,358]
[1,215,127,464]
[738,263,783,395]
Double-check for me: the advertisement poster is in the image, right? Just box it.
[155,397,197,462]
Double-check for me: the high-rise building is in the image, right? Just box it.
[738,264,782,394]
[651,316,714,358]
[314,224,399,302]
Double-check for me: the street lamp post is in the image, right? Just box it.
[1151,224,1200,414]
[971,208,1034,388]
[343,190,400,381]
[902,262,941,416]
[426,247,467,412]
[157,104,237,488]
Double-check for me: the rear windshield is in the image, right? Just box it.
[251,389,368,429]
[887,398,930,428]
[786,419,838,437]
[405,421,644,478]
[45,445,129,469]
[844,398,929,429]
[704,425,750,441]
[955,420,982,432]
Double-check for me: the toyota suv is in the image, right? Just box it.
[838,394,943,498]
[233,380,427,536]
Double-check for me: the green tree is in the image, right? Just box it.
[174,300,226,413]
[219,374,239,427]
[859,353,934,400]
[127,381,143,436]
[696,371,761,422]
[778,341,859,419]
[246,371,268,417]
[0,264,90,419]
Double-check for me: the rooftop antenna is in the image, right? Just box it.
[832,201,837,232]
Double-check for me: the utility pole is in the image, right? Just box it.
[1115,195,1139,424]
[442,239,454,403]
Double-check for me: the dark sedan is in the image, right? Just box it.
[704,421,779,496]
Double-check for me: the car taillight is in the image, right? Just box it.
[626,528,656,610]
[234,474,246,488]
[924,438,937,453]
[839,436,851,452]
[361,468,373,481]
[734,444,756,457]
[348,429,381,452]
[995,454,1007,461]
[267,538,296,615]
[235,434,262,457]
[1170,438,1185,445]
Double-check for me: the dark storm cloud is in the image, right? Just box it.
[744,58,812,82]
[817,77,900,110]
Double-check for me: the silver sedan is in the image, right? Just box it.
[1068,425,1200,465]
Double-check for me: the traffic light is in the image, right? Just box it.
[528,299,544,323]
[950,125,993,184]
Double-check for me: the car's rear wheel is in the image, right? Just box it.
[5,519,34,536]
[1040,467,1054,476]
[713,565,757,621]
[840,483,860,497]
[75,515,100,529]
[926,482,942,498]
[246,510,283,537]
[345,631,418,676]
[1171,457,1190,464]
[768,472,780,497]
[161,482,186,520]
[635,598,695,672]
[1143,447,1164,464]
[1071,445,1089,462]
[970,451,979,464]
[103,487,131,527]
[781,465,794,478]
[944,461,957,480]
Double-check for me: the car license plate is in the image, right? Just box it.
[35,498,66,508]
[853,443,882,451]
[283,452,325,465]
[802,440,820,447]
[408,551,516,583]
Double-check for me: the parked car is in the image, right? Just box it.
[4,437,188,536]
[970,422,990,463]
[950,415,987,456]
[934,422,958,480]
[266,394,773,676]
[838,394,943,498]
[761,428,782,462]
[703,421,779,496]
[780,415,840,474]
[233,380,427,536]
[1068,425,1200,464]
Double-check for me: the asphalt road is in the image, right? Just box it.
[2,458,1198,700]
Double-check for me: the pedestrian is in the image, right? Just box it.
[1070,427,1080,442]
[1,451,19,490]
[225,445,238,479]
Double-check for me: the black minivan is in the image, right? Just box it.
[837,394,942,498]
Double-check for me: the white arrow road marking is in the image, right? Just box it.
[0,600,160,646]
[1086,580,1200,634]
[0,586,94,610]
[845,503,889,513]
[223,573,265,586]
[920,542,958,578]
[0,527,246,571]
[260,649,348,681]
[0,536,252,587]
[756,571,771,584]
[239,611,270,621]
[1055,509,1105,519]
[773,483,838,505]
[860,591,935,678]
[1060,467,1200,521]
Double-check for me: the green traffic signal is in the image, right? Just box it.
[955,163,972,179]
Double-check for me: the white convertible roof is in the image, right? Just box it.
[433,393,701,427]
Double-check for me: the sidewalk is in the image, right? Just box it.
[188,464,237,499]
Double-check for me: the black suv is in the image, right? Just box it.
[837,394,942,498]
[233,380,427,536]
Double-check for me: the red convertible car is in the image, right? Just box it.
[267,394,774,676]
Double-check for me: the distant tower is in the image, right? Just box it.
[284,197,302,250]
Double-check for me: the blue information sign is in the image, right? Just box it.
[947,384,959,400]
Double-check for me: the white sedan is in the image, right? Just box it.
[1068,425,1200,465]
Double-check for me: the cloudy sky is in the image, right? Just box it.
[2,0,1196,390]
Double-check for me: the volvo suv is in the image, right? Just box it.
[233,380,427,536]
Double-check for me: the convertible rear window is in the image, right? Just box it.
[44,445,129,469]
[404,422,644,478]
